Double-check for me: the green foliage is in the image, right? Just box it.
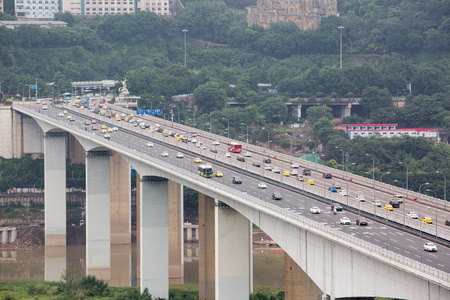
[342,114,364,124]
[79,275,108,297]
[326,159,339,169]
[306,106,333,123]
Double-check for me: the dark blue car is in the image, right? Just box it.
[328,186,337,192]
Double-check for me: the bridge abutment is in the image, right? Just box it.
[284,252,321,300]
[86,150,112,279]
[168,180,184,282]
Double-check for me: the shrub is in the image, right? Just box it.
[79,275,108,297]
[1,291,17,300]
[27,283,46,295]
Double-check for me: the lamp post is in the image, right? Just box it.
[222,118,230,142]
[160,102,166,126]
[182,29,188,67]
[436,171,446,209]
[399,161,409,198]
[23,85,28,101]
[338,26,344,69]
[0,81,4,93]
[366,154,376,202]
[419,182,429,263]
[425,189,438,238]
[345,162,356,205]
[380,171,390,250]
[309,140,317,171]
[335,146,345,171]
[262,128,270,158]
[241,123,249,151]
[380,172,390,205]
[394,180,405,227]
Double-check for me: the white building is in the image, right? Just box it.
[347,128,440,141]
[15,0,60,19]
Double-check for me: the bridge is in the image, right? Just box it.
[1,101,449,299]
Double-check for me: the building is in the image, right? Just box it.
[0,0,4,13]
[15,0,60,19]
[0,20,67,28]
[247,0,338,30]
[340,123,399,131]
[137,0,183,16]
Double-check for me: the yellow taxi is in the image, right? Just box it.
[107,128,113,132]
[80,106,85,109]
[421,216,433,224]
[194,157,202,163]
[282,170,290,177]
[101,125,107,129]
[63,110,68,114]
[215,171,223,177]
[115,114,120,118]
[162,129,168,134]
[101,129,107,134]
[306,179,315,185]
[74,100,80,104]
[383,204,393,211]
[129,114,134,118]
[102,106,108,109]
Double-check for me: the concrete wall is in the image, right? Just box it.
[0,107,13,158]
[23,115,44,155]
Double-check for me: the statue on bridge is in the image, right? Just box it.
[118,79,130,96]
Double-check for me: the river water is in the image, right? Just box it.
[0,243,284,288]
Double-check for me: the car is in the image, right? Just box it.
[201,146,207,150]
[237,157,245,162]
[333,182,342,189]
[355,195,365,202]
[101,129,107,134]
[36,100,40,104]
[91,126,98,130]
[213,141,220,145]
[84,120,91,125]
[331,203,342,211]
[310,206,321,214]
[303,169,311,176]
[389,200,400,208]
[63,110,68,114]
[176,152,184,158]
[328,187,337,192]
[161,151,169,157]
[272,168,281,174]
[263,158,271,163]
[323,173,332,179]
[252,163,261,167]
[225,152,231,157]
[67,115,72,119]
[112,127,118,131]
[306,179,315,185]
[191,138,197,143]
[340,217,351,225]
[42,105,48,110]
[392,195,404,203]
[290,170,298,176]
[264,165,272,171]
[291,163,299,169]
[421,217,433,224]
[356,218,368,226]
[232,176,242,184]
[58,113,64,117]
[244,151,252,157]
[372,200,382,207]
[215,170,223,177]
[194,157,202,163]
[339,190,349,196]
[383,204,393,211]
[446,219,450,226]
[282,170,290,177]
[107,128,113,132]
[210,149,218,153]
[101,125,107,129]
[297,175,305,182]
[272,192,283,200]
[258,182,267,189]
[69,117,75,122]
[147,142,153,147]
[423,242,437,252]
[407,212,418,219]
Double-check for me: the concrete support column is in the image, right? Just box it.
[216,202,252,299]
[86,151,111,280]
[341,103,352,118]
[110,244,132,287]
[45,246,67,281]
[136,172,141,280]
[9,228,17,243]
[44,132,67,247]
[140,176,169,299]
[110,152,131,245]
[297,104,302,120]
[168,180,184,282]
[1,231,7,244]
[284,253,321,300]
[198,193,216,300]
[187,227,193,241]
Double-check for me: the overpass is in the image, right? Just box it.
[1,102,450,299]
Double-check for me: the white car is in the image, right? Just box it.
[291,163,299,169]
[290,170,298,176]
[407,212,418,219]
[423,242,437,252]
[213,141,220,145]
[112,127,118,131]
[58,113,64,117]
[272,168,281,174]
[176,152,184,158]
[147,142,153,147]
[339,190,349,196]
[372,200,382,207]
[310,206,321,214]
[201,146,206,150]
[161,151,169,157]
[258,182,267,189]
[191,138,197,143]
[355,195,365,202]
[42,105,48,110]
[340,217,351,225]
[264,165,272,171]
[225,153,231,157]
[244,151,252,157]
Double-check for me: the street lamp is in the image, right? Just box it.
[399,162,409,198]
[380,171,390,250]
[425,188,438,238]
[160,102,166,126]
[345,162,356,205]
[262,128,270,158]
[418,182,429,263]
[436,171,446,209]
[23,84,28,101]
[335,146,345,171]
[394,180,405,227]
[182,29,188,67]
[222,118,230,142]
[366,154,376,202]
[380,172,390,205]
[0,81,4,93]
[241,123,249,151]
[338,26,344,69]
[309,140,317,171]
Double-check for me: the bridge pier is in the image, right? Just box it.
[168,180,184,283]
[44,132,67,247]
[284,253,321,300]
[45,246,67,281]
[139,176,169,299]
[86,150,111,280]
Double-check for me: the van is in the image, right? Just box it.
[392,195,403,203]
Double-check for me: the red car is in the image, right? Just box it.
[356,218,368,226]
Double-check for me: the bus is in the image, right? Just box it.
[198,165,213,178]
[228,142,242,153]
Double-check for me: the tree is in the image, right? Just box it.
[193,80,227,113]
[361,86,392,118]
[258,96,288,124]
[306,106,333,123]
[342,114,363,124]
